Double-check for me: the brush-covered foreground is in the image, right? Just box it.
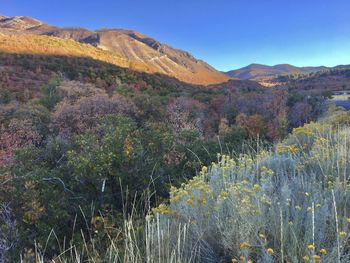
[12,106,350,262]
[0,51,326,262]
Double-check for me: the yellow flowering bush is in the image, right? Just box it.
[152,203,174,215]
[150,112,350,262]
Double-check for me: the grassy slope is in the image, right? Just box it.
[0,34,230,85]
[0,34,150,71]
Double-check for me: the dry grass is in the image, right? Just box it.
[0,34,229,85]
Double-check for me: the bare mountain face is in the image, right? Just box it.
[226,63,327,80]
[0,15,44,30]
[0,16,230,85]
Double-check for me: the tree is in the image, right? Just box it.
[0,119,40,166]
[167,97,205,136]
[38,79,61,111]
[66,115,174,210]
[288,102,312,128]
[236,113,267,139]
[53,94,136,136]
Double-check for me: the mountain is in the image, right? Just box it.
[0,34,132,67]
[271,66,350,92]
[225,63,327,80]
[0,15,44,30]
[0,16,230,85]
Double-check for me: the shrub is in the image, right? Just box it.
[38,78,62,111]
[151,122,350,262]
[53,94,137,136]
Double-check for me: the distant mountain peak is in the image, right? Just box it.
[225,64,328,80]
[0,15,43,30]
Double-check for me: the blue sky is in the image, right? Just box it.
[1,0,350,71]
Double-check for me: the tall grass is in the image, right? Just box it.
[20,207,199,263]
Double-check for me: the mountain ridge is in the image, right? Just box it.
[0,15,230,85]
[225,63,328,80]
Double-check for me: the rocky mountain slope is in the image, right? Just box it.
[0,16,230,85]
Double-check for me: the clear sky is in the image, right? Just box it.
[1,0,350,71]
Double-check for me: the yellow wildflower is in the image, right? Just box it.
[320,248,327,255]
[145,213,153,221]
[231,259,238,263]
[219,190,229,200]
[307,244,315,250]
[261,166,274,176]
[259,233,266,239]
[253,184,261,191]
[286,144,300,154]
[347,218,350,223]
[123,137,134,157]
[266,248,274,254]
[313,255,321,261]
[187,198,194,206]
[339,231,347,237]
[240,242,250,250]
[197,197,207,205]
[152,203,173,215]
[304,192,310,197]
[302,255,309,261]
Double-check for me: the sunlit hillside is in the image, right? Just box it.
[0,21,231,85]
[0,34,153,72]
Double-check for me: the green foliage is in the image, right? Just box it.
[287,92,304,107]
[221,126,247,151]
[67,115,142,208]
[5,144,72,256]
[38,79,62,110]
[322,105,350,127]
[0,88,12,104]
[321,90,333,99]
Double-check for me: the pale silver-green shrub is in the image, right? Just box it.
[152,115,350,262]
